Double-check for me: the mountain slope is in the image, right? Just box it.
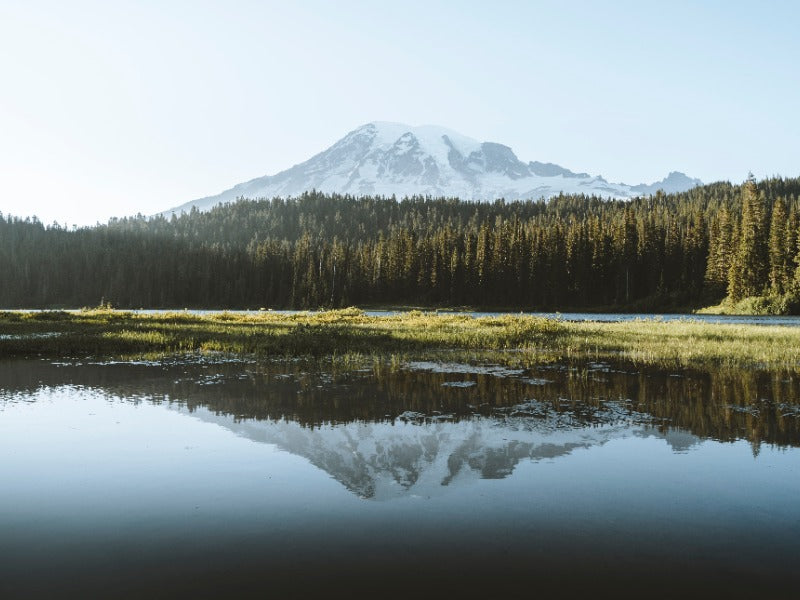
[168,122,702,214]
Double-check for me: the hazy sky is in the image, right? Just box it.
[1,0,798,225]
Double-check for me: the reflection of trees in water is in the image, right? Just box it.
[1,358,798,451]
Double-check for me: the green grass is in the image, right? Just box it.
[697,293,800,315]
[1,308,799,369]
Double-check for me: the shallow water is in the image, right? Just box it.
[1,357,799,598]
[10,308,800,326]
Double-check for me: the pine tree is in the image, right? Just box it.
[728,219,745,302]
[705,205,734,297]
[768,197,789,295]
[4,178,800,311]
[731,175,769,299]
[685,209,708,297]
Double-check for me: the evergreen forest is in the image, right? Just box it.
[3,175,800,313]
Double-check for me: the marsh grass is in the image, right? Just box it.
[0,308,798,369]
[697,293,800,316]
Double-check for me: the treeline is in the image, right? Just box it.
[2,175,800,311]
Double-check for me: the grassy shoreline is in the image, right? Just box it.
[695,293,800,316]
[1,308,799,369]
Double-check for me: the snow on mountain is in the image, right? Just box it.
[167,122,702,214]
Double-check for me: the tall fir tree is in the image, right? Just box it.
[768,197,789,295]
[730,175,769,300]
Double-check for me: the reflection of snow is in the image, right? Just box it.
[520,377,553,386]
[177,404,699,501]
[0,332,63,340]
[407,361,524,377]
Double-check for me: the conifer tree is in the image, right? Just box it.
[731,175,769,299]
[705,205,734,297]
[768,197,789,295]
[3,177,800,311]
[728,219,745,302]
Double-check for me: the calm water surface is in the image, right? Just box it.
[1,357,799,598]
[140,309,800,325]
[12,308,800,326]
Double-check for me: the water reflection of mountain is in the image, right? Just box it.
[182,405,700,499]
[1,356,798,456]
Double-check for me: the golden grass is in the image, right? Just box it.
[0,308,798,369]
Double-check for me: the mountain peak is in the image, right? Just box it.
[166,122,702,214]
[631,171,703,195]
[354,121,483,161]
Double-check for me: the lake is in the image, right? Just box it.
[12,308,800,326]
[128,309,800,326]
[1,356,799,598]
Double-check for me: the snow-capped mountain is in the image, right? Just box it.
[168,122,702,214]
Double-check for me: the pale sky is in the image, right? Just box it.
[1,0,798,226]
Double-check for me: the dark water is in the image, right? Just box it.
[1,357,799,599]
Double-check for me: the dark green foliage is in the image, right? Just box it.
[705,205,734,298]
[2,176,800,311]
[768,198,790,295]
[731,175,769,300]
